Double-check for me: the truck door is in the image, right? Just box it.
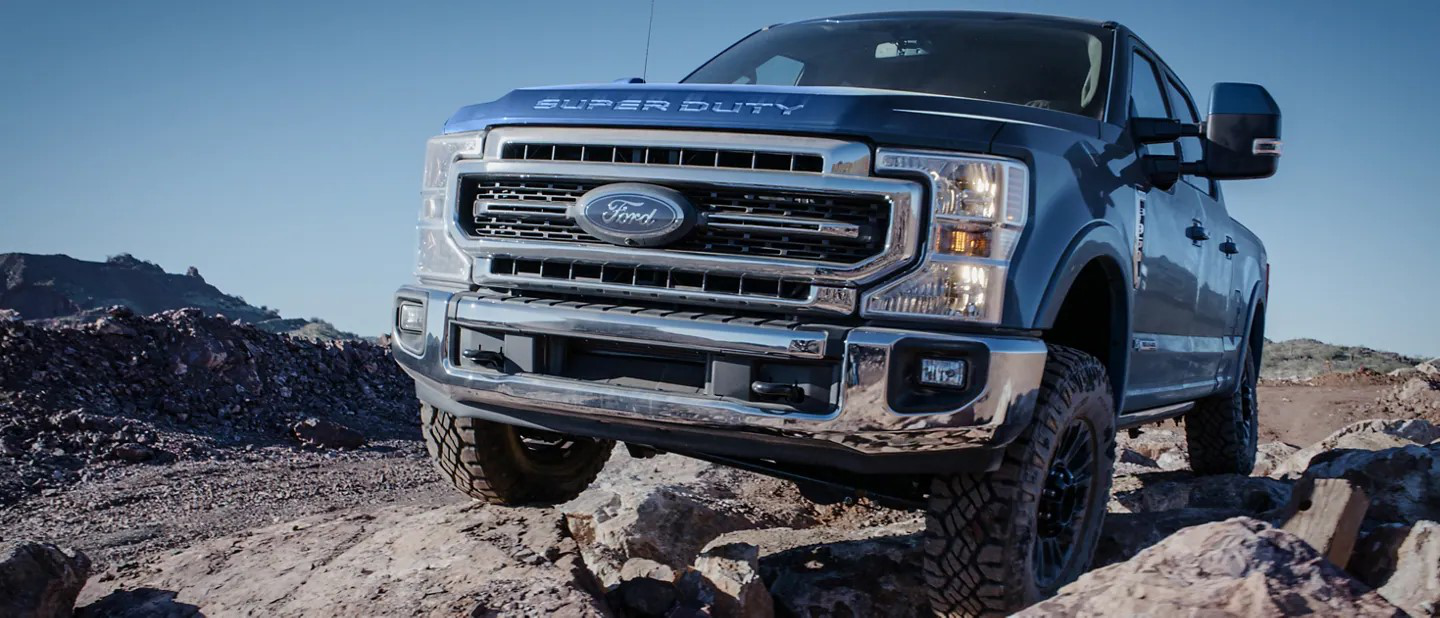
[1164,75,1234,386]
[1125,50,1214,409]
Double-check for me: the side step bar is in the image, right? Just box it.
[1116,402,1195,431]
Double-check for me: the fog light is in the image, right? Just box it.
[919,357,967,388]
[397,303,425,334]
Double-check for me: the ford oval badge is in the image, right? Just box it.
[572,183,696,247]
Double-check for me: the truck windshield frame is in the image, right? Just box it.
[684,18,1114,120]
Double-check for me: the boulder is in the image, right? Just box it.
[1096,508,1247,567]
[1275,418,1440,477]
[109,443,154,463]
[1254,441,1300,477]
[1117,447,1159,468]
[703,525,928,617]
[618,558,675,583]
[562,455,815,586]
[1019,518,1402,616]
[1350,523,1416,588]
[1109,473,1290,515]
[1301,443,1440,525]
[0,541,92,618]
[692,543,773,618]
[1349,520,1440,617]
[290,417,365,450]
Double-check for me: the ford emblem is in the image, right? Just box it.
[572,183,697,247]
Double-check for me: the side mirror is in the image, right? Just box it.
[1204,83,1282,180]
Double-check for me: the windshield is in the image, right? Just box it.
[684,18,1112,119]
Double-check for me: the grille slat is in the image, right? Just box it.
[501,142,825,173]
[491,257,813,302]
[461,176,889,264]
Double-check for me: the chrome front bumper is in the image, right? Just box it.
[392,286,1047,460]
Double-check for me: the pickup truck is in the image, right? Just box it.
[391,11,1280,615]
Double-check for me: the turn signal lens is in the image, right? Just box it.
[936,223,991,257]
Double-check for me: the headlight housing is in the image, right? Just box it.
[862,150,1029,323]
[415,131,486,284]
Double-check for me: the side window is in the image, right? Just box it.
[1129,52,1175,156]
[1163,77,1214,195]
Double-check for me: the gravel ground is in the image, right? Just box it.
[0,439,452,578]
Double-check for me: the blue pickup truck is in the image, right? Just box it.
[391,11,1280,615]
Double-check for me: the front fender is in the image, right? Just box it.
[1033,221,1134,330]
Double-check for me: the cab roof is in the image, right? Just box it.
[785,11,1114,31]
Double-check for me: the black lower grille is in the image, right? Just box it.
[491,257,812,301]
[459,176,889,264]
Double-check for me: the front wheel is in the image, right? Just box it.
[923,345,1117,617]
[420,404,613,505]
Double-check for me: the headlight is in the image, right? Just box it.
[863,150,1029,323]
[415,131,485,283]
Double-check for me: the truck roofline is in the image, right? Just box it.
[782,10,1116,31]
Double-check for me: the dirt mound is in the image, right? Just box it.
[0,307,415,505]
[1375,375,1440,422]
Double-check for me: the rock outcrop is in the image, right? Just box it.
[1019,518,1403,616]
[1270,419,1440,526]
[0,252,359,340]
[1275,418,1440,477]
[79,502,609,617]
[1373,521,1440,617]
[0,541,91,618]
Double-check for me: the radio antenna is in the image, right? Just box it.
[642,0,656,80]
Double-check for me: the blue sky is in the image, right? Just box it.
[2,1,1437,357]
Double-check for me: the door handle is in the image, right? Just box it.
[1186,220,1209,243]
[1220,236,1239,256]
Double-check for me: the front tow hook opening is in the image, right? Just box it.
[750,380,804,404]
[461,349,505,371]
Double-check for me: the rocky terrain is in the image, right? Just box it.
[0,306,415,506]
[2,309,1439,616]
[0,253,358,340]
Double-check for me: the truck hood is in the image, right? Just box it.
[443,83,1101,153]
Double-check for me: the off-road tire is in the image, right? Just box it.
[1184,346,1260,475]
[420,404,613,505]
[924,345,1117,617]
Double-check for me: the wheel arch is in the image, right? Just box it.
[1230,282,1267,391]
[1033,224,1133,407]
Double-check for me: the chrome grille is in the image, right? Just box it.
[460,176,888,264]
